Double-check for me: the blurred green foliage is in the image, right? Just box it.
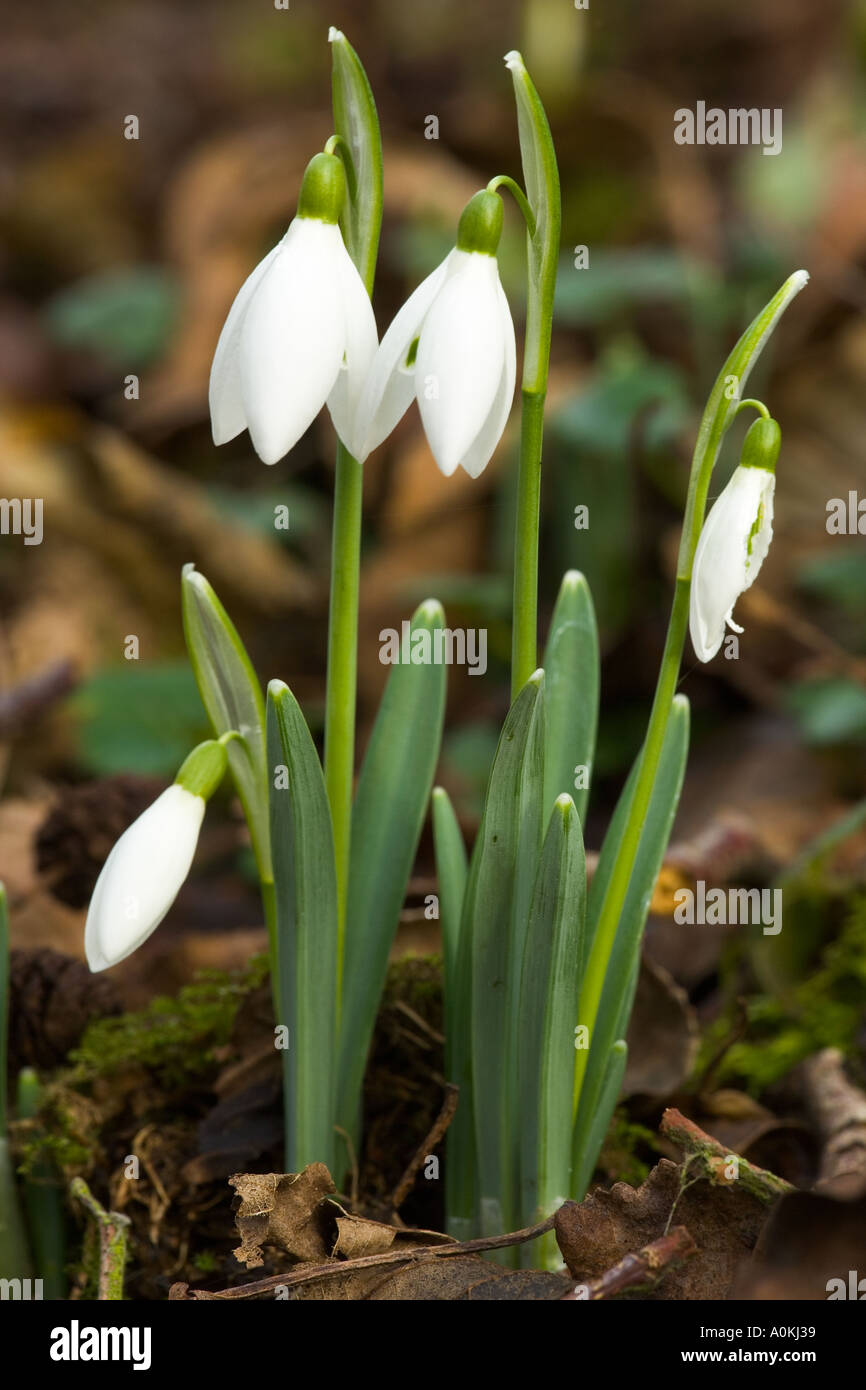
[700,895,866,1095]
[43,268,178,369]
[787,678,866,746]
[72,663,210,777]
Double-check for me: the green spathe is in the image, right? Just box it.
[175,739,228,801]
[456,190,504,257]
[739,415,781,474]
[297,152,347,225]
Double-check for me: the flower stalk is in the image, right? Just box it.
[571,270,809,1147]
[324,29,383,963]
[504,51,561,696]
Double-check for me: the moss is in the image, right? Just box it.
[697,894,866,1094]
[599,1109,657,1187]
[15,956,269,1180]
[68,955,269,1089]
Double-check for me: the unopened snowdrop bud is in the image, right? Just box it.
[689,415,780,662]
[355,189,516,477]
[84,739,229,972]
[209,151,378,465]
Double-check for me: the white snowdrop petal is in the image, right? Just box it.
[240,219,346,466]
[416,252,506,477]
[85,785,205,972]
[458,277,516,478]
[326,239,379,460]
[209,243,282,446]
[355,250,457,459]
[689,465,775,662]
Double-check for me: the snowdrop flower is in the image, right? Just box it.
[85,740,228,972]
[209,152,377,465]
[690,415,780,662]
[355,189,516,477]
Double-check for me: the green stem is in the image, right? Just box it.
[572,270,809,1118]
[572,577,690,1113]
[511,389,546,696]
[324,440,363,997]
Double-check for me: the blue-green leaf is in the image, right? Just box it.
[542,570,599,823]
[504,50,561,390]
[571,1041,628,1201]
[336,601,446,1137]
[572,695,690,1189]
[432,785,472,1238]
[329,27,383,295]
[468,670,545,1240]
[519,794,586,1260]
[182,565,270,879]
[267,681,338,1173]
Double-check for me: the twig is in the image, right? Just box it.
[661,1107,793,1205]
[169,1212,556,1300]
[560,1225,697,1300]
[802,1048,866,1195]
[390,1083,458,1213]
[0,660,77,738]
[71,1177,131,1300]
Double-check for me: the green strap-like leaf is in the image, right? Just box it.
[468,671,545,1241]
[571,1040,628,1201]
[432,786,473,1238]
[431,786,467,991]
[182,565,270,879]
[504,50,561,392]
[572,694,690,1187]
[329,28,383,296]
[542,570,599,825]
[336,601,447,1138]
[518,794,586,1256]
[267,681,339,1173]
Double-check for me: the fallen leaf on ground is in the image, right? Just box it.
[555,1157,768,1300]
[229,1166,336,1268]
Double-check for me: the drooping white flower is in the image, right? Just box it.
[355,190,516,477]
[209,152,377,465]
[85,741,227,972]
[690,416,780,662]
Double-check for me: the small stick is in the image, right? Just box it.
[169,1211,557,1300]
[560,1225,697,1300]
[390,1083,458,1213]
[802,1048,866,1193]
[661,1107,793,1205]
[71,1177,131,1301]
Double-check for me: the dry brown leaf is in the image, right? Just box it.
[229,1165,336,1269]
[733,1191,866,1299]
[622,956,698,1099]
[555,1158,768,1300]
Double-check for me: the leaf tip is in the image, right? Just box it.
[328,25,343,44]
[504,49,524,72]
[415,597,445,627]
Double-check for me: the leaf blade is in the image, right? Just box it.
[182,565,270,877]
[518,794,586,1253]
[542,570,599,823]
[336,601,447,1136]
[468,671,545,1240]
[572,694,690,1189]
[267,681,338,1173]
[329,28,383,295]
